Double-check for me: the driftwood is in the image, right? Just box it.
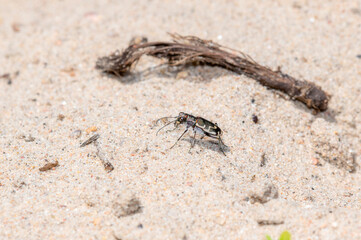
[96,33,330,112]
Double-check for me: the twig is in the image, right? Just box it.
[80,134,114,172]
[80,134,100,147]
[260,153,266,167]
[96,33,330,112]
[257,219,284,226]
[39,161,59,172]
[94,140,114,173]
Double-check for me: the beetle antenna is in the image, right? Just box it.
[155,116,177,124]
[156,120,177,135]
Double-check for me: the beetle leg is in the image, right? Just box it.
[156,120,177,135]
[170,128,188,149]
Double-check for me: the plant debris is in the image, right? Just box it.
[0,71,19,85]
[260,153,267,167]
[94,140,114,173]
[96,33,330,112]
[80,134,100,147]
[0,73,11,84]
[257,219,284,226]
[39,160,59,172]
[80,134,114,172]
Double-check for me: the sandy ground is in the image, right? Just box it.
[1,0,361,239]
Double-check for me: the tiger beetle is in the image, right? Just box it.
[156,112,227,156]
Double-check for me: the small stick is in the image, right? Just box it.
[260,153,266,167]
[94,140,114,173]
[80,134,114,172]
[257,220,284,226]
[80,134,100,147]
[39,161,59,172]
[96,33,330,112]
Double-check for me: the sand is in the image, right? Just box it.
[0,0,360,239]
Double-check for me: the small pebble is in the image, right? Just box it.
[311,157,319,165]
[86,126,97,134]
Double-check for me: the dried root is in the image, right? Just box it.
[96,33,330,112]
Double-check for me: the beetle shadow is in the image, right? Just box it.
[180,137,230,156]
[100,63,336,123]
